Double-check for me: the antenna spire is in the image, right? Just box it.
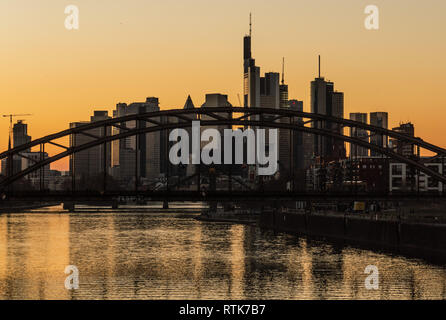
[249,13,252,37]
[281,57,285,85]
[318,55,321,78]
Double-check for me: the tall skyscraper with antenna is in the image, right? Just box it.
[279,57,288,108]
[311,55,345,159]
[242,14,284,176]
[243,14,260,109]
[279,57,291,174]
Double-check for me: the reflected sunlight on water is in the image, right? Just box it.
[0,207,445,300]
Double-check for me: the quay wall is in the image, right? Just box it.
[260,211,446,262]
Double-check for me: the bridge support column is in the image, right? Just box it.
[63,202,75,212]
[163,200,169,209]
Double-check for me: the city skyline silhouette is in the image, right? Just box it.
[1,1,446,171]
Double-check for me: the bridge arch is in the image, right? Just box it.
[1,107,446,189]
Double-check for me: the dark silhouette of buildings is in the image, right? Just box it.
[13,120,31,151]
[391,122,415,156]
[311,56,345,160]
[349,113,369,157]
[370,112,388,156]
[70,111,111,186]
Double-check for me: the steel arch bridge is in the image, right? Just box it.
[1,107,446,194]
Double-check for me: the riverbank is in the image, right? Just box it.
[0,201,61,214]
[259,210,446,264]
[195,214,257,224]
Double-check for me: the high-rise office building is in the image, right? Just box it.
[349,113,369,157]
[70,111,112,183]
[302,132,315,170]
[331,91,345,158]
[289,100,303,114]
[13,120,31,151]
[200,93,232,133]
[311,56,345,160]
[370,112,388,156]
[243,18,285,175]
[200,93,233,159]
[260,73,280,109]
[331,92,344,118]
[114,97,161,182]
[259,72,280,173]
[111,109,119,168]
[19,151,50,188]
[243,16,280,111]
[1,121,49,186]
[182,95,197,178]
[199,93,237,182]
[289,100,305,171]
[201,93,232,109]
[279,58,288,107]
[2,120,31,176]
[278,71,290,174]
[390,122,415,157]
[279,87,288,109]
[159,96,198,178]
[243,14,260,109]
[277,58,302,176]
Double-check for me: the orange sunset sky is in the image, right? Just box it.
[1,0,446,171]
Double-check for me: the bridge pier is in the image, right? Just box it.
[163,200,169,209]
[223,203,233,212]
[63,202,75,212]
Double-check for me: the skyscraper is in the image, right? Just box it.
[200,93,233,168]
[390,122,415,157]
[1,121,50,186]
[331,91,345,158]
[242,16,282,177]
[289,100,305,171]
[243,14,259,109]
[260,72,280,109]
[114,97,161,182]
[349,113,369,157]
[279,58,288,107]
[278,58,292,175]
[243,16,280,111]
[13,120,31,151]
[70,111,111,185]
[182,95,197,178]
[311,56,345,160]
[200,93,233,135]
[370,112,388,156]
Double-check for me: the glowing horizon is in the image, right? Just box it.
[1,0,446,171]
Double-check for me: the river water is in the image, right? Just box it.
[0,205,445,300]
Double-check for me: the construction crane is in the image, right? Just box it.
[2,114,33,150]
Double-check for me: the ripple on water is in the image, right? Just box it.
[0,209,445,300]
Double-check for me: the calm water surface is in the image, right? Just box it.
[0,205,445,300]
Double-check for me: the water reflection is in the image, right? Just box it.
[0,207,445,300]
